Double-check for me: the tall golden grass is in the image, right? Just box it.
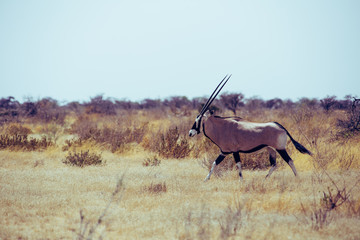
[0,105,360,239]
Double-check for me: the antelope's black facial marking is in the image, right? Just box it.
[189,115,202,137]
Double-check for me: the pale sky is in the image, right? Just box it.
[0,0,359,103]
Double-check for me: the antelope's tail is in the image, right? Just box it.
[274,122,312,156]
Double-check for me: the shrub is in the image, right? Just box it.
[0,132,52,151]
[63,150,104,167]
[5,124,32,137]
[157,127,192,159]
[69,116,148,153]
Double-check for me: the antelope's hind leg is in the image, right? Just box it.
[265,148,277,178]
[204,153,226,182]
[277,149,298,176]
[233,152,243,180]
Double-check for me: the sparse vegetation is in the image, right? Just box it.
[0,124,53,151]
[0,94,359,239]
[76,174,125,239]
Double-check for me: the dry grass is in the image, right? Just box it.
[0,150,359,239]
[0,108,360,239]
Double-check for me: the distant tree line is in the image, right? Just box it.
[0,93,358,123]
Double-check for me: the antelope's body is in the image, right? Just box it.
[203,116,287,154]
[189,75,312,181]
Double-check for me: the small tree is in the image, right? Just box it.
[337,97,360,137]
[85,95,116,115]
[265,98,283,109]
[320,96,337,113]
[220,93,244,115]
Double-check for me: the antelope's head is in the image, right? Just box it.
[189,74,231,137]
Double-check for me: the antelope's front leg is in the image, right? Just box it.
[233,152,243,180]
[204,154,226,181]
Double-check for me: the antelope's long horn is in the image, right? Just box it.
[200,74,231,115]
[199,74,228,114]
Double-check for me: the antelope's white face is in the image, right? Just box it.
[189,115,202,137]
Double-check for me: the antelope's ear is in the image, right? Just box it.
[204,110,212,118]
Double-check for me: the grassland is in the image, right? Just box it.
[0,104,360,239]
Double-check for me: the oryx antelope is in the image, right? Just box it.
[189,75,312,181]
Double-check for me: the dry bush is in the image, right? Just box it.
[0,135,53,151]
[156,127,192,159]
[68,115,148,153]
[63,150,104,167]
[0,124,53,151]
[5,123,32,136]
[298,173,360,231]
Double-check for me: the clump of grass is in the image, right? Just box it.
[299,194,335,231]
[63,150,104,167]
[143,182,167,194]
[76,174,125,240]
[218,201,246,239]
[142,155,161,167]
[179,201,250,240]
[180,205,212,240]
